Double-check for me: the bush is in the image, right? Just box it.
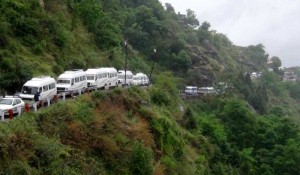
[150,88,170,106]
[182,107,197,130]
[130,142,153,175]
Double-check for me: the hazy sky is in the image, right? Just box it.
[160,0,300,67]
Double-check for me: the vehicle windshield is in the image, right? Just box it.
[87,75,94,80]
[57,79,70,84]
[22,86,39,95]
[0,99,13,105]
[133,77,139,80]
[118,75,124,79]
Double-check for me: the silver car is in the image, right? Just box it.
[0,97,25,115]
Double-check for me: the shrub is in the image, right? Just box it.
[130,142,153,175]
[150,88,170,106]
[182,107,197,130]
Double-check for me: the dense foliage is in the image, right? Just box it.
[0,76,299,174]
[0,0,299,174]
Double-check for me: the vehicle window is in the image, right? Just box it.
[49,83,55,89]
[87,75,94,80]
[57,80,70,84]
[75,77,79,83]
[16,99,21,104]
[71,79,74,85]
[13,100,17,105]
[80,76,83,81]
[0,99,13,105]
[22,86,39,95]
[43,85,49,91]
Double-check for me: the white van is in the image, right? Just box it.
[118,70,133,85]
[133,75,142,86]
[57,69,87,93]
[185,86,198,95]
[136,73,149,86]
[86,68,108,89]
[86,67,118,89]
[20,76,57,102]
[198,87,215,94]
[102,67,118,87]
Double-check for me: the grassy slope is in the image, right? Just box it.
[0,87,195,174]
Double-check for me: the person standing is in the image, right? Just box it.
[34,91,40,102]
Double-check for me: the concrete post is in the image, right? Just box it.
[0,111,4,122]
[47,98,50,107]
[17,107,22,116]
[33,103,38,112]
[62,93,66,101]
[78,89,81,95]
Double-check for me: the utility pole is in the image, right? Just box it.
[149,49,157,83]
[124,41,128,85]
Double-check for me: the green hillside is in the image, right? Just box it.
[0,77,299,174]
[0,0,299,174]
[0,0,268,93]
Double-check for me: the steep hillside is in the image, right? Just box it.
[0,1,300,174]
[0,0,268,93]
[0,75,299,174]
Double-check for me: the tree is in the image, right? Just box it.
[271,56,281,67]
[270,56,282,73]
[165,3,175,13]
[186,9,199,28]
[170,50,192,74]
[201,21,211,31]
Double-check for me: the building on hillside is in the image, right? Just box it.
[268,68,273,72]
[283,71,297,82]
[177,13,188,28]
[250,72,262,79]
[267,58,273,64]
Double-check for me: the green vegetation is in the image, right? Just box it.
[0,75,299,174]
[0,0,299,174]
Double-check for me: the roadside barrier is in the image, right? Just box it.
[1,84,148,122]
[0,111,4,121]
[8,109,13,120]
[25,103,30,112]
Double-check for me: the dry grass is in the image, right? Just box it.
[153,162,166,175]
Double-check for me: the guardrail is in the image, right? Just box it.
[0,84,134,122]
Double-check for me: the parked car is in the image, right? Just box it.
[0,96,25,115]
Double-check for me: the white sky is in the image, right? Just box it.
[160,0,300,67]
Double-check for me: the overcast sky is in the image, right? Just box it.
[160,0,300,67]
